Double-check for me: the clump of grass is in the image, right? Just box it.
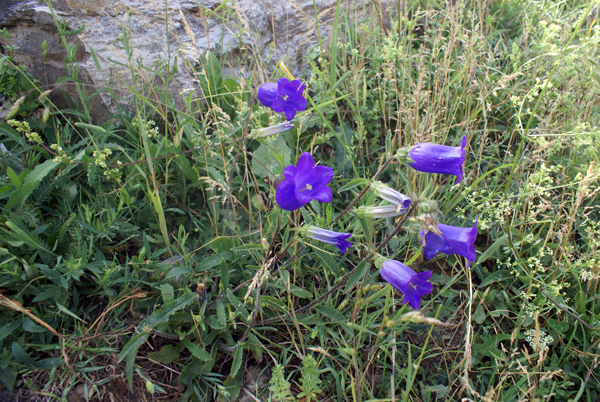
[1,0,599,401]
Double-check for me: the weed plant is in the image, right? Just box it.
[1,0,599,401]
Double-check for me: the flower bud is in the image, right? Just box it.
[356,205,405,219]
[418,199,439,215]
[371,181,411,208]
[253,121,294,138]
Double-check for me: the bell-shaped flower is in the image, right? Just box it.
[303,226,352,254]
[355,204,408,219]
[258,78,307,121]
[276,152,334,211]
[380,260,433,310]
[402,136,467,184]
[421,221,478,266]
[254,121,294,138]
[371,181,411,209]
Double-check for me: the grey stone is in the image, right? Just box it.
[0,0,394,121]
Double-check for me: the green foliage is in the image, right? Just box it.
[1,0,599,401]
[297,355,323,402]
[269,364,295,402]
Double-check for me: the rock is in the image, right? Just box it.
[235,364,271,402]
[0,0,394,122]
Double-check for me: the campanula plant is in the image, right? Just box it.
[276,152,334,211]
[421,221,478,266]
[380,260,433,310]
[398,136,467,183]
[254,121,294,138]
[371,181,411,208]
[258,78,307,121]
[302,226,352,253]
[355,204,409,219]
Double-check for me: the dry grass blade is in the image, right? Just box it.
[0,293,62,338]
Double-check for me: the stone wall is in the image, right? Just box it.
[0,0,394,121]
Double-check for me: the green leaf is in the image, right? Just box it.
[316,306,346,322]
[226,288,249,317]
[144,293,198,328]
[0,365,17,390]
[74,122,107,133]
[230,346,243,377]
[119,291,198,386]
[345,260,369,292]
[338,178,369,192]
[314,248,340,276]
[479,270,512,288]
[32,286,61,303]
[231,244,264,252]
[476,234,508,265]
[547,318,569,333]
[22,317,47,333]
[5,166,20,188]
[0,321,20,342]
[120,332,148,390]
[160,284,175,304]
[219,368,243,402]
[6,159,59,209]
[11,342,34,364]
[210,236,234,253]
[148,345,180,364]
[181,339,212,361]
[57,302,87,323]
[34,358,62,370]
[289,285,313,299]
[251,136,291,180]
[197,252,232,271]
[197,50,222,101]
[165,266,192,279]
[118,332,148,364]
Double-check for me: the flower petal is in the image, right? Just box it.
[310,166,334,187]
[420,221,478,266]
[421,231,446,260]
[297,152,315,170]
[408,136,466,183]
[276,179,305,211]
[283,165,298,183]
[264,78,308,121]
[310,186,332,203]
[381,261,433,310]
[441,221,478,264]
[275,152,334,211]
[306,227,352,253]
[257,82,278,107]
[380,260,414,292]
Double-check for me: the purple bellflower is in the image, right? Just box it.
[380,260,433,310]
[371,181,411,209]
[303,226,352,254]
[255,121,294,138]
[276,152,334,211]
[355,204,408,219]
[421,221,478,266]
[258,78,307,121]
[406,136,467,184]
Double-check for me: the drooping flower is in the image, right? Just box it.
[380,260,433,310]
[275,152,334,211]
[371,181,411,209]
[303,226,352,254]
[355,204,409,219]
[403,136,467,184]
[254,121,295,138]
[258,78,307,121]
[421,221,478,266]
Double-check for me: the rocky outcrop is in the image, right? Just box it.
[0,0,394,121]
